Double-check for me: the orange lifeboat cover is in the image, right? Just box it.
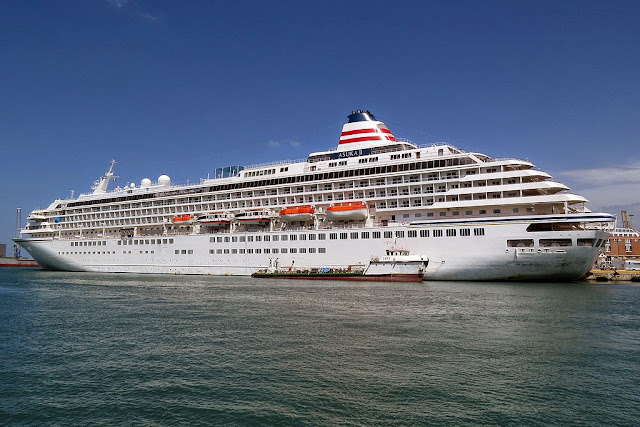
[327,203,367,212]
[280,205,315,216]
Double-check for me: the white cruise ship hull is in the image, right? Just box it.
[15,217,609,282]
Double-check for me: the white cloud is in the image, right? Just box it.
[139,11,159,22]
[106,0,159,22]
[107,0,131,9]
[553,162,640,213]
[557,162,640,187]
[266,140,280,148]
[289,140,301,148]
[576,182,640,208]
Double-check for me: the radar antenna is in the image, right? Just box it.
[91,160,118,195]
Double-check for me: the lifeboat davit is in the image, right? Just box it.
[326,202,367,221]
[280,206,315,222]
[172,214,193,225]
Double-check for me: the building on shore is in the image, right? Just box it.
[600,227,640,269]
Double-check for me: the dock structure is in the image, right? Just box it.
[585,269,640,282]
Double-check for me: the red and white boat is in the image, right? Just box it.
[235,209,273,224]
[198,212,233,226]
[326,202,367,221]
[280,206,315,222]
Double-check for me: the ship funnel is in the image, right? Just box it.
[338,110,397,148]
[347,110,377,123]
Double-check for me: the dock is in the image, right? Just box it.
[584,269,640,282]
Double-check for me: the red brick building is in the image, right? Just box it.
[602,228,640,269]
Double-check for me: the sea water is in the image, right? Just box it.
[1,269,638,425]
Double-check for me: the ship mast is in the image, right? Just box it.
[91,160,117,195]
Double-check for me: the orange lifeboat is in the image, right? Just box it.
[280,205,315,222]
[172,214,193,225]
[326,202,367,221]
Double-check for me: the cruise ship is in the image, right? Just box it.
[15,110,614,281]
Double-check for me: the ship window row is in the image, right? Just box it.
[60,251,119,255]
[64,157,483,209]
[71,240,108,246]
[208,248,327,255]
[390,153,412,160]
[117,238,174,245]
[358,157,379,164]
[245,168,277,178]
[175,249,194,254]
[506,238,606,248]
[205,228,487,243]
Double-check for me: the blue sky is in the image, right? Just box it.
[1,0,639,253]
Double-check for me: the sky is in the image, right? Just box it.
[1,0,639,254]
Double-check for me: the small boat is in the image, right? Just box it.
[172,214,193,225]
[364,249,428,280]
[252,249,426,282]
[280,205,315,222]
[235,209,273,224]
[198,212,233,226]
[326,202,367,221]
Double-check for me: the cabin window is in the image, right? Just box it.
[384,231,393,238]
[539,239,572,247]
[446,229,456,237]
[507,239,534,247]
[474,228,485,236]
[577,239,595,247]
[433,230,443,237]
[408,230,417,238]
[351,232,358,239]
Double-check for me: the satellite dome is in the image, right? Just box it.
[158,175,171,186]
[130,182,136,189]
[141,178,152,188]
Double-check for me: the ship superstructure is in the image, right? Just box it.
[15,110,614,281]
